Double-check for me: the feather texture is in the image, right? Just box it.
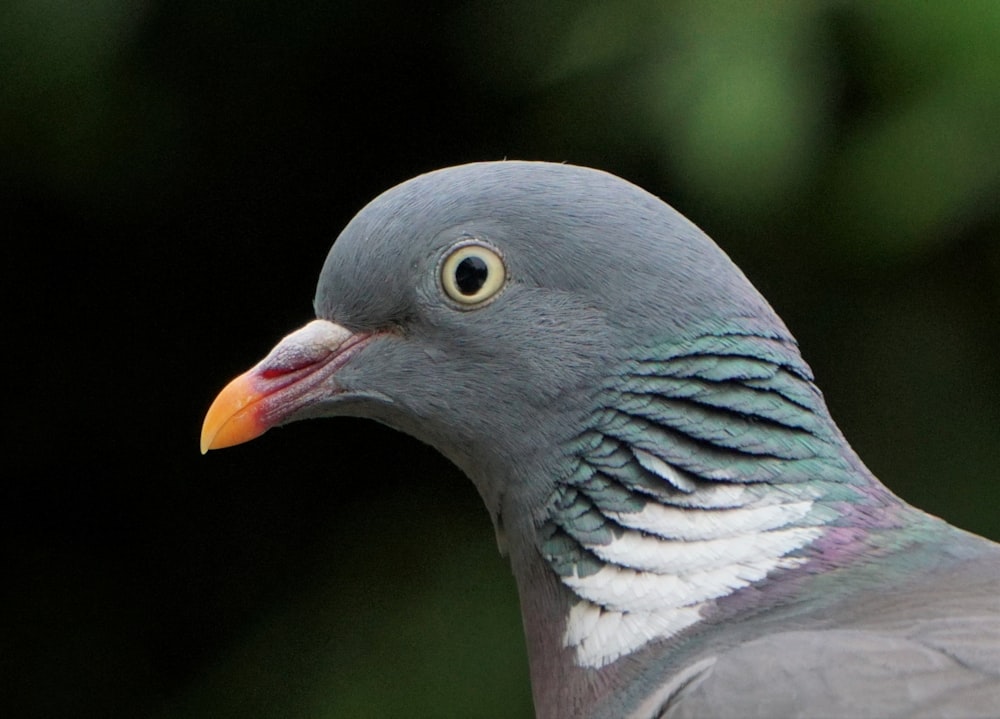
[543,320,855,668]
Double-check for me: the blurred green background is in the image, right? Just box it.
[5,1,999,717]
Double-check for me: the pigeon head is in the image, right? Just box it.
[204,162,791,520]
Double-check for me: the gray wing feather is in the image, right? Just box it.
[660,618,1000,719]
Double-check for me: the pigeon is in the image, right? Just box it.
[201,161,1000,718]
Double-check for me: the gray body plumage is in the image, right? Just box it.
[222,162,1000,717]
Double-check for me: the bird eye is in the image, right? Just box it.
[440,241,506,306]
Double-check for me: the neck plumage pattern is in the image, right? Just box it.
[540,318,883,669]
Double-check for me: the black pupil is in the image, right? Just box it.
[455,255,489,295]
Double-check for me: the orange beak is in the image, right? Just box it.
[200,370,271,453]
[200,319,371,454]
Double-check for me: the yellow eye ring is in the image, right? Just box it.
[440,241,507,306]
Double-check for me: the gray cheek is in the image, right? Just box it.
[412,280,442,314]
[419,343,448,363]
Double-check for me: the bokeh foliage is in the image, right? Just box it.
[6,2,999,718]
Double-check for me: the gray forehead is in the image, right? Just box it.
[314,161,774,335]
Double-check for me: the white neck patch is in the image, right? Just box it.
[560,495,821,668]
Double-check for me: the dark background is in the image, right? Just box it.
[5,2,999,717]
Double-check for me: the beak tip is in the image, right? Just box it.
[201,372,266,454]
[199,416,223,454]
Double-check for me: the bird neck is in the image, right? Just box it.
[507,453,923,719]
[500,318,930,715]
